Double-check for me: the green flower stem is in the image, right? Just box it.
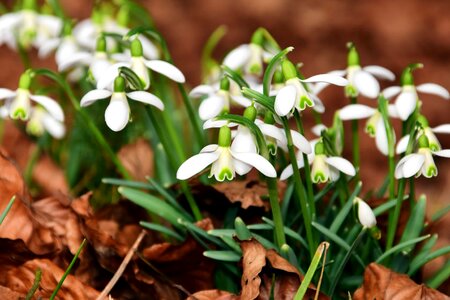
[349,96,360,181]
[281,117,316,258]
[146,108,202,221]
[267,177,286,248]
[34,69,131,179]
[293,111,315,219]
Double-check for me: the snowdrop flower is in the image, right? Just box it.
[339,104,398,156]
[190,77,251,121]
[314,43,395,99]
[396,115,450,154]
[223,29,273,76]
[280,140,355,182]
[0,1,62,50]
[97,38,185,91]
[177,126,276,181]
[274,60,348,117]
[395,134,450,179]
[311,112,345,155]
[0,71,64,123]
[80,76,164,131]
[26,106,65,139]
[383,65,449,121]
[353,197,377,228]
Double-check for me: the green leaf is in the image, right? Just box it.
[431,204,450,222]
[329,181,362,234]
[119,187,187,228]
[221,65,250,89]
[426,260,450,289]
[119,66,144,90]
[146,177,190,219]
[409,244,450,276]
[102,178,155,190]
[208,229,236,237]
[178,219,227,249]
[373,195,408,216]
[399,195,426,254]
[139,221,184,241]
[203,250,241,262]
[261,217,308,250]
[0,195,15,225]
[234,217,252,240]
[241,88,276,115]
[376,235,430,264]
[262,47,294,96]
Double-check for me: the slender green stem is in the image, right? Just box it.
[388,154,396,200]
[379,96,396,200]
[293,111,315,219]
[409,178,416,207]
[386,179,405,250]
[328,228,366,296]
[349,96,360,181]
[281,117,315,258]
[25,268,42,300]
[267,177,286,248]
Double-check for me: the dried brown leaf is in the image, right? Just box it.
[118,138,154,181]
[187,289,239,300]
[353,263,449,300]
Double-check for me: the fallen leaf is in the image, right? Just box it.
[187,289,238,300]
[353,262,449,300]
[118,138,154,181]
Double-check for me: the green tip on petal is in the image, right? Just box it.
[243,105,257,122]
[12,108,28,120]
[418,134,430,149]
[365,124,376,137]
[281,60,297,80]
[347,43,360,67]
[417,114,429,128]
[96,36,107,52]
[113,76,126,92]
[425,166,437,178]
[220,77,230,91]
[130,38,143,57]
[314,141,325,155]
[217,168,233,181]
[345,85,358,98]
[218,126,232,147]
[299,95,314,110]
[268,143,277,156]
[313,171,327,183]
[251,29,264,46]
[249,63,262,75]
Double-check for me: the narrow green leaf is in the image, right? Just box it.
[102,178,155,190]
[208,229,236,237]
[281,244,299,269]
[234,217,252,240]
[373,195,408,216]
[25,268,41,300]
[119,66,144,90]
[221,65,250,89]
[409,245,450,275]
[146,177,190,219]
[399,195,426,253]
[203,250,241,262]
[178,218,227,249]
[0,195,15,225]
[241,88,276,115]
[262,47,294,96]
[431,204,450,222]
[376,235,430,264]
[139,221,184,241]
[426,260,450,289]
[329,181,362,234]
[261,217,308,249]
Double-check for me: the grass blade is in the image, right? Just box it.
[0,195,15,225]
[376,235,430,264]
[139,221,184,241]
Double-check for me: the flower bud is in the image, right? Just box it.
[354,197,377,228]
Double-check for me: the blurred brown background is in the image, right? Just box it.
[1,0,450,213]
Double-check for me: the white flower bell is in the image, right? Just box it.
[353,197,377,228]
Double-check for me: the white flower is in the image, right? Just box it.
[176,126,276,181]
[97,39,184,91]
[80,76,164,131]
[395,136,450,179]
[274,60,348,117]
[396,123,450,154]
[26,106,65,139]
[382,83,449,121]
[339,104,398,156]
[354,197,377,228]
[223,43,274,76]
[280,140,355,182]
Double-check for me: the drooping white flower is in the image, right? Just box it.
[339,103,398,156]
[176,126,276,181]
[314,44,395,99]
[354,197,377,228]
[190,77,252,121]
[382,66,449,121]
[274,60,348,117]
[97,38,184,91]
[280,140,355,182]
[26,106,65,139]
[0,72,64,123]
[80,76,164,131]
[395,135,450,179]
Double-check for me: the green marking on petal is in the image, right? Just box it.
[299,95,314,110]
[312,171,327,183]
[429,143,440,152]
[365,124,376,137]
[345,85,358,98]
[12,108,28,120]
[217,168,233,181]
[268,143,277,156]
[249,64,262,75]
[425,166,437,178]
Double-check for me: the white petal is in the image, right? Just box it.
[311,124,327,136]
[0,88,16,99]
[176,152,220,180]
[126,91,164,110]
[274,84,296,117]
[432,124,450,134]
[280,159,306,181]
[395,155,410,179]
[387,104,400,118]
[37,15,62,37]
[416,83,450,99]
[144,60,185,83]
[231,126,257,153]
[29,95,64,122]
[80,89,112,107]
[339,104,375,120]
[231,95,252,107]
[363,65,395,81]
[201,144,219,153]
[395,91,417,121]
[189,85,215,98]
[382,86,402,99]
[198,95,225,120]
[97,63,126,90]
[375,119,389,156]
[291,130,312,154]
[325,157,356,176]
[312,70,347,94]
[139,36,159,60]
[58,52,92,72]
[42,114,65,139]
[234,159,252,176]
[310,94,325,113]
[433,149,450,158]
[302,74,348,86]
[38,38,60,58]
[396,134,410,154]
[356,199,377,228]
[104,95,130,132]
[223,44,251,70]
[90,59,111,82]
[353,70,380,98]
[259,124,286,143]
[231,152,276,177]
[401,154,425,178]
